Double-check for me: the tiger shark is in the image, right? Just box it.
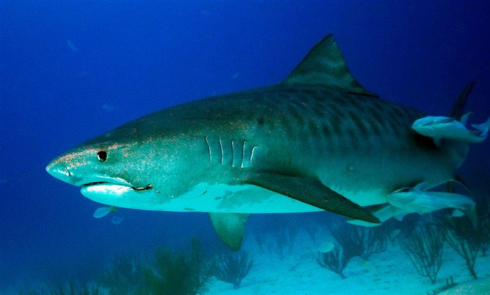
[46,34,472,250]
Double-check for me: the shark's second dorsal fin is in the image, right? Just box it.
[282,34,378,97]
[450,82,475,120]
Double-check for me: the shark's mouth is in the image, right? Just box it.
[81,180,152,191]
[80,180,154,208]
[82,182,109,187]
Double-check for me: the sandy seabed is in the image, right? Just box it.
[208,230,490,295]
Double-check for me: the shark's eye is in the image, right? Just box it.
[97,151,108,162]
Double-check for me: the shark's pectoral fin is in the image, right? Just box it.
[243,172,380,224]
[209,212,249,251]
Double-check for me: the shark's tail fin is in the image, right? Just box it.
[450,82,475,120]
[439,82,476,168]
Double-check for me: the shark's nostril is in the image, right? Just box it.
[46,163,72,182]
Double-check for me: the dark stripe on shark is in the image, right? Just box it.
[288,104,304,124]
[349,111,369,138]
[366,118,382,138]
[321,122,335,153]
[308,120,320,137]
[259,86,422,153]
[325,103,345,119]
[312,105,328,119]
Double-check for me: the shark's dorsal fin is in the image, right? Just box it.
[282,34,378,97]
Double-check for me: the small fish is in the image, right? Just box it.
[111,216,123,225]
[93,206,118,218]
[66,40,78,52]
[388,182,477,226]
[412,113,490,145]
[317,242,335,253]
[102,104,117,112]
[451,209,465,218]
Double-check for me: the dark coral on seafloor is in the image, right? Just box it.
[316,244,349,279]
[140,238,214,295]
[214,251,254,289]
[400,223,444,284]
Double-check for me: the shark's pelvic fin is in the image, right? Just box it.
[282,34,378,97]
[244,171,381,224]
[209,212,249,251]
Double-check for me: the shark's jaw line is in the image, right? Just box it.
[80,181,156,210]
[79,176,152,192]
[77,175,132,188]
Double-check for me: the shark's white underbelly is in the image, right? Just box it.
[81,182,387,213]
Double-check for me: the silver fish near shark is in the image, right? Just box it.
[46,34,476,250]
[349,182,477,225]
[412,113,490,145]
[388,183,477,224]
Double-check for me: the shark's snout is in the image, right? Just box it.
[46,162,73,184]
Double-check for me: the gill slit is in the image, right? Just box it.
[250,146,257,164]
[205,136,212,163]
[218,137,224,165]
[231,140,235,168]
[241,141,246,168]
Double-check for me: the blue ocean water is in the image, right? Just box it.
[1,1,490,293]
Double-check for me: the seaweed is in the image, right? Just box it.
[19,282,101,295]
[443,216,480,279]
[140,238,214,295]
[316,222,388,279]
[479,213,490,256]
[330,223,364,260]
[17,239,215,295]
[98,254,145,294]
[316,244,349,279]
[49,282,101,295]
[253,226,268,254]
[304,221,318,243]
[359,226,388,261]
[214,251,254,289]
[267,229,291,260]
[429,276,458,294]
[474,189,490,257]
[331,222,387,261]
[400,223,444,284]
